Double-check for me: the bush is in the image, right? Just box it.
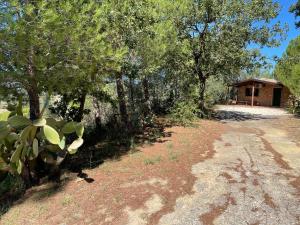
[287,96,300,115]
[169,101,199,126]
[205,77,229,108]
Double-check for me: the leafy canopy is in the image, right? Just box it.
[275,36,300,97]
[290,0,300,28]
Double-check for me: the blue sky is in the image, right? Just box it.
[260,0,299,65]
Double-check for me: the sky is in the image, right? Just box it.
[260,0,299,66]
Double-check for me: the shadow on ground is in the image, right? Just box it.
[212,110,277,122]
[63,119,173,173]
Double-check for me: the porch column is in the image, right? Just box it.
[251,83,255,107]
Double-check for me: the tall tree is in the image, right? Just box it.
[100,0,164,128]
[0,0,43,119]
[135,11,171,118]
[167,0,285,111]
[0,1,121,121]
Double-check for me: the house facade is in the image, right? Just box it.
[234,78,290,107]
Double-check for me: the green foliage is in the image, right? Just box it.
[49,94,91,122]
[1,0,286,125]
[166,0,285,110]
[275,36,300,99]
[287,96,300,115]
[205,77,229,108]
[168,150,179,162]
[0,0,124,120]
[290,0,300,28]
[0,112,10,121]
[169,101,199,126]
[0,112,84,178]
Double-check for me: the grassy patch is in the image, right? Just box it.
[166,142,174,150]
[144,156,162,165]
[168,150,179,162]
[113,194,123,204]
[61,194,73,206]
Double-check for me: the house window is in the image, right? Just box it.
[245,88,259,97]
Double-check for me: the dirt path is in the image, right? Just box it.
[159,117,300,225]
[1,107,300,225]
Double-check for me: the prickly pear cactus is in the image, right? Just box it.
[0,112,84,175]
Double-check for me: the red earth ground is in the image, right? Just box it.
[0,119,227,225]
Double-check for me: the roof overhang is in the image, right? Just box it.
[234,78,282,87]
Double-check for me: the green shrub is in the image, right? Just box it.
[0,112,84,183]
[205,77,229,108]
[169,101,199,126]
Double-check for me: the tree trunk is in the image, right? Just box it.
[129,76,135,111]
[92,96,102,130]
[198,75,207,113]
[21,159,40,188]
[115,71,130,130]
[21,163,32,188]
[27,85,40,120]
[174,78,179,99]
[74,91,87,122]
[27,48,40,120]
[142,77,152,117]
[193,51,207,114]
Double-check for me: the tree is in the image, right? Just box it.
[133,7,172,118]
[290,0,300,28]
[275,36,300,98]
[167,0,285,112]
[100,0,168,129]
[0,1,122,122]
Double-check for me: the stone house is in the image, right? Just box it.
[234,78,290,107]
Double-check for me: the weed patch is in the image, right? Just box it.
[166,142,174,150]
[144,156,162,165]
[62,194,73,206]
[168,150,179,162]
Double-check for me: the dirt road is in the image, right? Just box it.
[160,106,300,225]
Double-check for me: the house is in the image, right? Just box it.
[234,78,290,107]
